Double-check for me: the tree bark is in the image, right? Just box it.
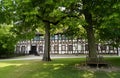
[42,22,51,61]
[86,25,97,58]
[83,9,97,58]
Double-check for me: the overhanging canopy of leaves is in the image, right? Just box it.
[96,1,120,47]
[10,0,85,37]
[1,0,120,42]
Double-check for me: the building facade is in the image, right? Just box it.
[15,34,120,55]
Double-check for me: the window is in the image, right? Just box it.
[61,45,66,51]
[33,36,40,41]
[16,46,20,52]
[21,46,26,52]
[54,45,59,51]
[55,35,58,40]
[61,35,66,40]
[100,45,106,50]
[68,45,73,51]
[50,36,54,40]
[109,46,114,50]
[39,46,43,51]
[85,44,88,51]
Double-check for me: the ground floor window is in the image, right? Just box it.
[61,45,66,51]
[39,46,43,51]
[68,45,73,51]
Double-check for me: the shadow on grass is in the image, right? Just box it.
[0,58,120,78]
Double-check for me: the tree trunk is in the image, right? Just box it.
[83,9,97,58]
[117,47,119,56]
[86,25,97,58]
[42,22,51,61]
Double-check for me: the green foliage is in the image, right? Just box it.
[1,0,120,41]
[10,0,85,39]
[0,0,15,24]
[0,24,17,58]
[63,17,86,39]
[97,1,120,47]
[98,27,120,47]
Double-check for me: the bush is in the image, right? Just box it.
[0,43,15,58]
[0,35,16,58]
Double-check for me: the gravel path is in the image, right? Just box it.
[0,55,119,61]
[0,55,84,61]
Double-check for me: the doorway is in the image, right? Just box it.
[29,45,37,54]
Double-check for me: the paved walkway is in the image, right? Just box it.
[0,54,119,61]
[0,55,85,61]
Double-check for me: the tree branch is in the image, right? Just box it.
[36,14,80,25]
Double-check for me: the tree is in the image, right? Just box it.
[0,24,17,58]
[0,0,18,58]
[81,0,119,58]
[98,11,120,54]
[96,1,120,55]
[63,0,120,61]
[10,0,79,61]
[3,0,120,62]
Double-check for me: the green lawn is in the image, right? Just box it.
[0,57,120,78]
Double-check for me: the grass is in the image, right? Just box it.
[0,57,120,78]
